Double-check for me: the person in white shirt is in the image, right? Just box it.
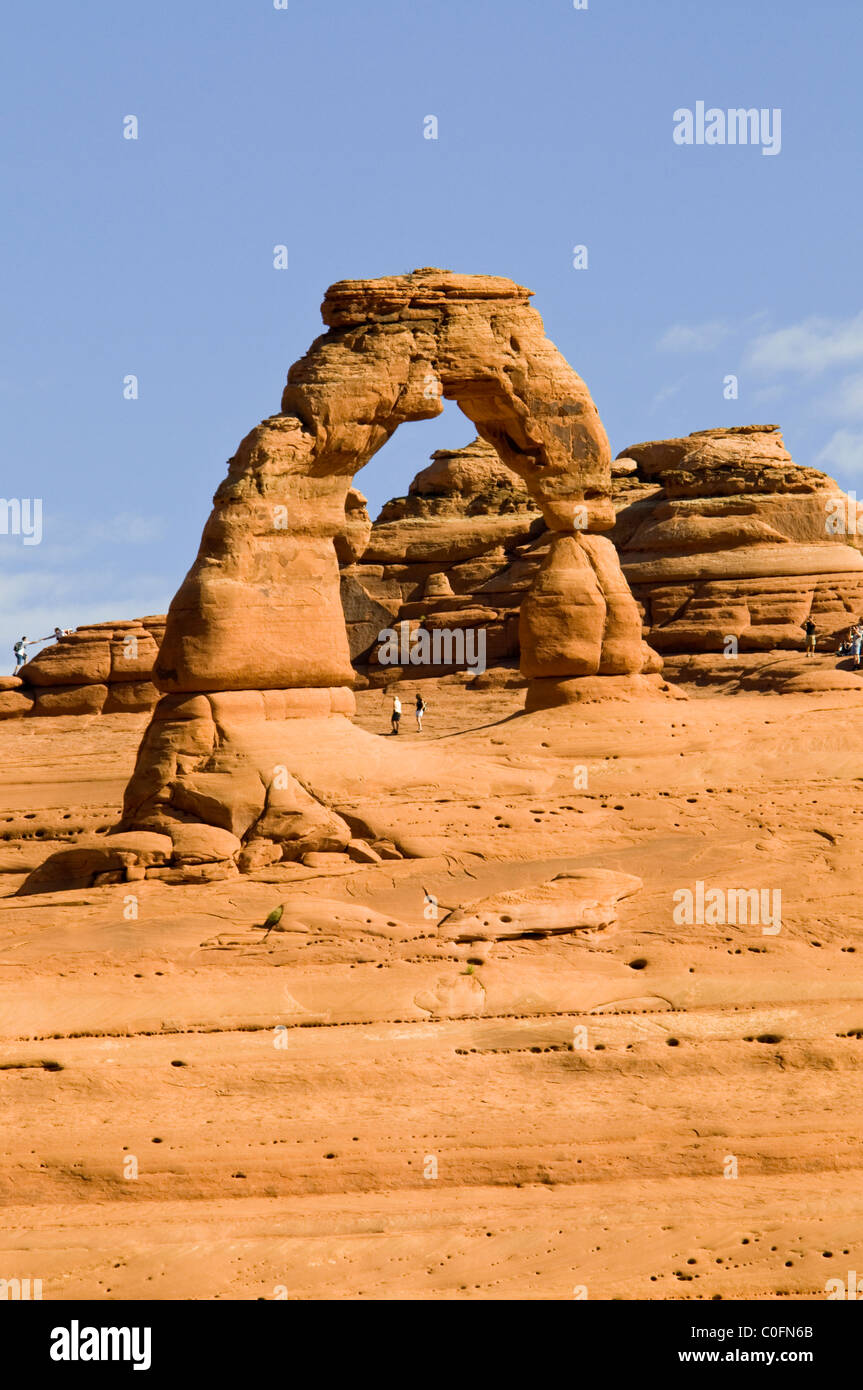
[391,694,402,734]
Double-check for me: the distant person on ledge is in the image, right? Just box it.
[12,636,37,673]
[803,618,817,658]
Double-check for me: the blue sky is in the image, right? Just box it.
[2,0,863,652]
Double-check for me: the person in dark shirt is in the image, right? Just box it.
[803,618,817,658]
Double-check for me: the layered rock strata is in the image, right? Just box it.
[344,425,863,691]
[611,425,863,657]
[1,618,165,721]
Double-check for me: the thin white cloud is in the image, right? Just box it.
[650,379,685,410]
[821,372,863,421]
[85,513,166,545]
[815,429,863,479]
[0,513,166,574]
[745,311,863,374]
[0,562,171,656]
[2,596,167,655]
[658,321,732,353]
[35,512,166,553]
[749,384,788,406]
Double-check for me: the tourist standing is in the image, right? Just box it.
[12,637,31,673]
[803,617,817,658]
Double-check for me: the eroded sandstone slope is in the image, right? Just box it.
[3,688,863,1298]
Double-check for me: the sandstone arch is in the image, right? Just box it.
[119,269,657,852]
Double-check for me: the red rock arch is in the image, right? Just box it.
[154,269,647,695]
[121,269,656,843]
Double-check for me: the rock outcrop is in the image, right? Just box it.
[109,268,653,869]
[0,618,166,721]
[343,423,863,692]
[610,425,863,661]
[438,868,643,942]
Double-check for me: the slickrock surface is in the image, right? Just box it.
[3,684,863,1299]
[7,289,862,1302]
[438,868,643,941]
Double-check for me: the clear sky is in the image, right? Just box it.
[3,0,862,653]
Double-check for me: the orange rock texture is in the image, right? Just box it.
[344,423,863,694]
[112,269,654,867]
[0,618,165,722]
